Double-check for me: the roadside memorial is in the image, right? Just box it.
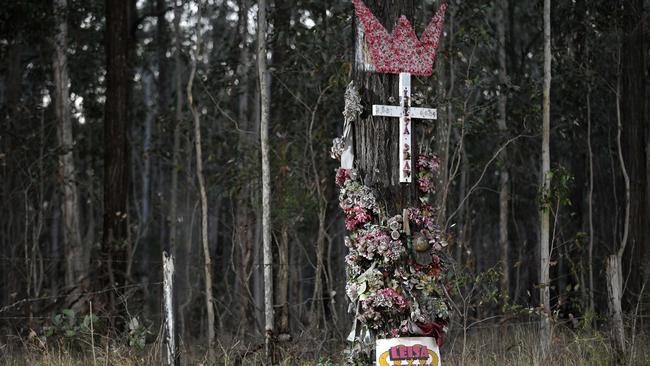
[332,1,450,365]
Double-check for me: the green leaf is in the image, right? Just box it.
[44,326,54,337]
[52,314,63,326]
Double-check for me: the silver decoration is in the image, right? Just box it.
[339,81,362,169]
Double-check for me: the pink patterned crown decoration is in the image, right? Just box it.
[352,0,448,76]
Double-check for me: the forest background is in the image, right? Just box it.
[0,0,649,364]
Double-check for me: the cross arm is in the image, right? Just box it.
[410,107,437,120]
[372,105,437,120]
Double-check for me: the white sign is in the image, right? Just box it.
[376,337,441,366]
[372,73,437,183]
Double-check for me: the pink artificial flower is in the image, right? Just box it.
[345,216,358,231]
[335,168,350,187]
[417,154,441,173]
[417,155,430,170]
[378,288,408,309]
[354,207,371,224]
[430,155,441,171]
[418,176,432,193]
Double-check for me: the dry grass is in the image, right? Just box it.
[442,324,650,366]
[3,325,649,365]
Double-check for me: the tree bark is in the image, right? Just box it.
[103,0,131,311]
[586,55,595,311]
[276,226,290,335]
[620,0,647,307]
[162,252,180,366]
[496,0,510,300]
[169,0,182,263]
[187,11,216,357]
[156,0,169,112]
[141,67,155,244]
[354,0,418,215]
[168,0,186,336]
[234,0,256,333]
[606,255,625,356]
[607,71,630,358]
[258,0,275,361]
[539,0,552,353]
[435,12,449,226]
[53,0,88,293]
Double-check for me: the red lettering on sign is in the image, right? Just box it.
[388,345,431,361]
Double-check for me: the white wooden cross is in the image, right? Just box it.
[372,73,437,183]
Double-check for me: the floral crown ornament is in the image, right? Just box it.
[352,0,448,76]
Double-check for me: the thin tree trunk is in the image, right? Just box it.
[53,0,87,294]
[258,0,274,360]
[496,0,510,299]
[608,74,629,357]
[456,141,468,266]
[163,252,180,366]
[606,255,625,357]
[308,89,330,330]
[435,23,449,226]
[50,194,61,299]
[539,0,552,353]
[620,0,647,305]
[104,0,130,314]
[169,3,185,337]
[276,226,290,336]
[156,0,169,111]
[187,48,215,360]
[586,60,595,312]
[310,208,327,329]
[187,19,216,357]
[234,0,256,333]
[141,66,155,242]
[169,0,182,264]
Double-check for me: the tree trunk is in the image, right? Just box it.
[162,252,180,366]
[156,0,169,111]
[620,0,647,308]
[276,226,290,336]
[606,255,625,356]
[141,67,155,244]
[456,140,468,266]
[103,0,131,312]
[234,0,256,333]
[586,57,595,311]
[608,70,630,358]
[354,0,418,215]
[539,0,552,353]
[187,13,216,357]
[435,18,449,226]
[169,0,183,264]
[53,0,87,294]
[258,0,275,360]
[308,89,330,331]
[496,0,510,300]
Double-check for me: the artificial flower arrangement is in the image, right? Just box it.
[334,154,451,355]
